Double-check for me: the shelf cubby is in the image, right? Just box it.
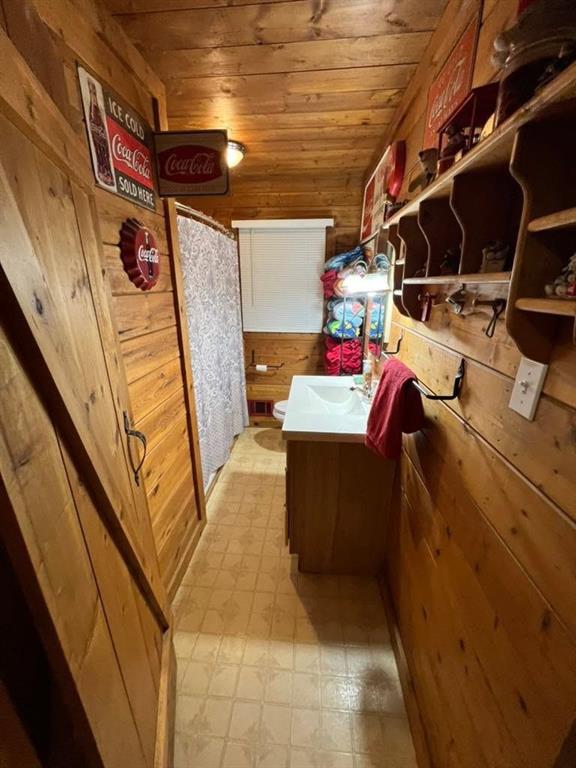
[450,169,522,274]
[398,215,428,319]
[388,224,409,318]
[508,111,576,361]
[418,196,462,277]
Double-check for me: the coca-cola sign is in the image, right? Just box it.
[119,218,160,291]
[110,128,153,186]
[422,12,480,150]
[154,131,228,197]
[78,65,156,211]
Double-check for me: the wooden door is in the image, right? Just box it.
[0,28,169,768]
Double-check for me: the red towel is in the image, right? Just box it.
[365,358,425,459]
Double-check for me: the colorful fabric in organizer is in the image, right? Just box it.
[324,338,383,376]
[367,296,387,339]
[324,319,359,339]
[324,245,364,272]
[324,337,362,375]
[320,268,339,298]
[323,298,365,339]
[327,298,365,325]
[374,253,392,271]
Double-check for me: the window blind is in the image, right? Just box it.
[235,220,332,333]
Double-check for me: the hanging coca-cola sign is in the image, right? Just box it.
[78,66,156,211]
[154,131,229,196]
[119,218,160,291]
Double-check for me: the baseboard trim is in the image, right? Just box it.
[379,576,433,768]
[167,517,206,601]
[154,625,176,768]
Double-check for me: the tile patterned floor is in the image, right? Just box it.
[173,428,418,768]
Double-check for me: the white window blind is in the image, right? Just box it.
[235,220,333,333]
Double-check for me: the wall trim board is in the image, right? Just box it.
[378,576,433,768]
[153,626,176,768]
[167,517,206,602]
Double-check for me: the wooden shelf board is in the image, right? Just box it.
[528,207,576,233]
[403,272,511,286]
[382,61,576,230]
[515,297,576,317]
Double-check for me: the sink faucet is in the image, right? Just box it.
[349,383,374,402]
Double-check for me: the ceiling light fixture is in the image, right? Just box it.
[226,140,246,168]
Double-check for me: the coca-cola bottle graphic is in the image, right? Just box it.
[88,81,114,187]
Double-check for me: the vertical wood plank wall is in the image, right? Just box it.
[0,0,204,597]
[373,0,576,765]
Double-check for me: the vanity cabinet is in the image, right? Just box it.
[285,439,396,575]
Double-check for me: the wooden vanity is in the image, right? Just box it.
[282,375,396,575]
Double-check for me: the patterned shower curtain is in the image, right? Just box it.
[177,216,248,489]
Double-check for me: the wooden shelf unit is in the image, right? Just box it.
[381,60,576,361]
[403,272,511,286]
[515,297,576,317]
[528,207,576,233]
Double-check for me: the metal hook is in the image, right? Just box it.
[412,359,466,401]
[484,299,506,338]
[384,333,403,355]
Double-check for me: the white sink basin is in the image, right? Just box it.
[282,375,371,443]
[305,384,368,416]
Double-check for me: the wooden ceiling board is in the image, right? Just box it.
[106,0,316,11]
[113,0,447,51]
[169,108,395,130]
[104,0,447,237]
[153,33,433,79]
[166,66,415,101]
[167,89,403,118]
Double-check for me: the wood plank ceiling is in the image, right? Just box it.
[104,0,448,252]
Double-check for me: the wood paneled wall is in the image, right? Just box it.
[375,1,576,765]
[245,332,324,420]
[0,0,205,597]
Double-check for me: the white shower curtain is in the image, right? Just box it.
[177,216,248,489]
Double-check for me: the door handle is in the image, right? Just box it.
[123,411,147,486]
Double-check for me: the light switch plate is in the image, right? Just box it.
[509,356,548,421]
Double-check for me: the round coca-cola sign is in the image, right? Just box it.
[119,218,160,291]
[157,145,222,184]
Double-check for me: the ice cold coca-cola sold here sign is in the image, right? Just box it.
[78,66,156,211]
[154,131,229,197]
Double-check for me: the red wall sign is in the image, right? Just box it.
[78,66,156,211]
[360,141,406,242]
[120,218,160,291]
[154,131,229,197]
[422,14,480,149]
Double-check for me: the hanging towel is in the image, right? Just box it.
[365,358,425,459]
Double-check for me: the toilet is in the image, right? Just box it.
[273,400,289,423]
